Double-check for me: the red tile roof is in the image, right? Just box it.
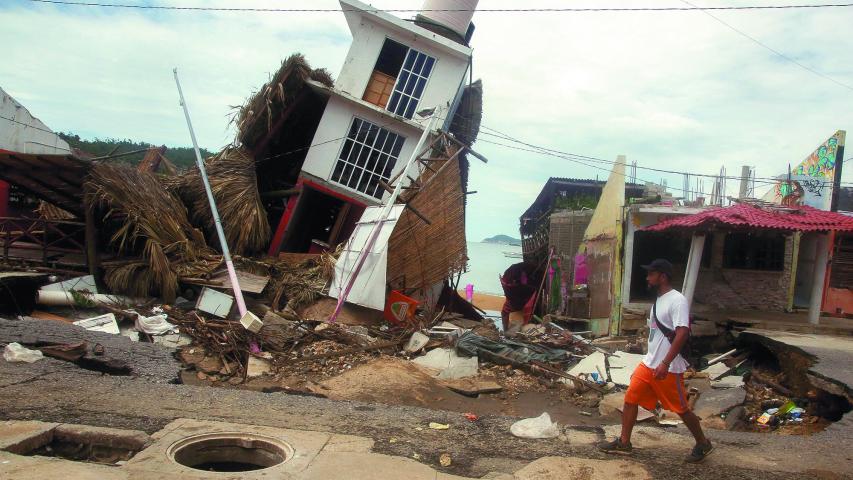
[642,203,853,233]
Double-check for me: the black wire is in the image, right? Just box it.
[0,114,61,135]
[681,0,853,92]
[478,126,852,188]
[25,0,853,13]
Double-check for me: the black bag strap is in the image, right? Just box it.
[652,299,675,341]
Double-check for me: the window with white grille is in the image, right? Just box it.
[331,117,405,199]
[386,48,435,119]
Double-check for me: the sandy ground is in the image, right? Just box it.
[459,291,506,311]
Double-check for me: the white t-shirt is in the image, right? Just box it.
[642,289,690,374]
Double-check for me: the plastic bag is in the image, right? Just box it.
[3,343,44,363]
[134,313,177,335]
[510,412,560,439]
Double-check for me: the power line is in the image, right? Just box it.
[478,137,713,197]
[478,125,850,187]
[25,0,853,13]
[0,114,61,135]
[681,0,853,93]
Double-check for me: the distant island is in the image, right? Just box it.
[482,234,521,246]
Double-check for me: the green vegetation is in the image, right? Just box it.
[483,234,521,246]
[59,132,214,170]
[553,193,599,211]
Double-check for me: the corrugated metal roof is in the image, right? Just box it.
[642,203,853,233]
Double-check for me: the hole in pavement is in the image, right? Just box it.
[169,433,292,473]
[23,431,141,465]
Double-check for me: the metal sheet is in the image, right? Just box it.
[329,204,405,310]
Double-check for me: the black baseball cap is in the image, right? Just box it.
[641,259,674,277]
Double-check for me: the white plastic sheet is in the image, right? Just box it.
[134,313,177,335]
[510,413,560,439]
[3,343,44,363]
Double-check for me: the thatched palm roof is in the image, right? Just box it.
[232,54,333,150]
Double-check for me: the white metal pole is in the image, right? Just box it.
[173,68,248,318]
[329,111,441,323]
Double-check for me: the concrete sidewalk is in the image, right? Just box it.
[0,419,652,480]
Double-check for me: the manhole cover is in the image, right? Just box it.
[167,432,293,473]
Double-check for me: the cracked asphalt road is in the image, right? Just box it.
[1,316,851,479]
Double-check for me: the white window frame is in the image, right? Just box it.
[386,46,436,120]
[330,117,405,199]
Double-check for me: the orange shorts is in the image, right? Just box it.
[624,363,689,415]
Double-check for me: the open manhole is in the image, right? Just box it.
[167,433,293,473]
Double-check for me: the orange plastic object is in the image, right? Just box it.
[384,290,419,325]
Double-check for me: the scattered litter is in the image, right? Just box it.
[73,313,120,335]
[510,412,560,439]
[239,311,263,333]
[3,342,44,363]
[38,342,87,362]
[404,331,430,354]
[607,351,644,386]
[705,349,737,366]
[579,411,592,417]
[429,422,450,430]
[711,375,745,389]
[412,453,421,460]
[413,348,478,380]
[464,413,479,422]
[702,362,732,381]
[439,453,452,467]
[566,352,606,381]
[37,290,135,308]
[196,287,234,318]
[134,313,177,335]
[246,353,273,378]
[152,333,192,348]
[40,275,98,294]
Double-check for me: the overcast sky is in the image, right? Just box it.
[2,0,852,242]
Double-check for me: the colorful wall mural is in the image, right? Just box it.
[762,130,846,210]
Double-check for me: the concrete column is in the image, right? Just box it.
[682,233,706,308]
[621,214,636,305]
[808,233,830,325]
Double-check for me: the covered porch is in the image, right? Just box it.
[642,202,853,331]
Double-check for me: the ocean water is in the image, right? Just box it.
[458,241,523,296]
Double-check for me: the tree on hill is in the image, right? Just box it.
[59,132,214,170]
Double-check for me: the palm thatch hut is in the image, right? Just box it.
[86,164,212,301]
[174,146,269,255]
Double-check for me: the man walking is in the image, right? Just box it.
[598,258,714,463]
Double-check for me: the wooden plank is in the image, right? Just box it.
[207,269,270,294]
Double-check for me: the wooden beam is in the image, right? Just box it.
[378,180,432,225]
[6,155,85,192]
[327,202,352,248]
[260,187,302,198]
[0,171,81,215]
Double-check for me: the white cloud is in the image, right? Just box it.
[1,0,852,243]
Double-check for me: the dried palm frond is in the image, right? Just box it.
[266,248,339,311]
[230,53,334,149]
[176,146,270,255]
[35,201,76,220]
[86,164,211,301]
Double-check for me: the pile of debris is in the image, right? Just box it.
[673,346,848,435]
